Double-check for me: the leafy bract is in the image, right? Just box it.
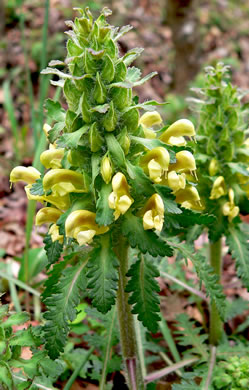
[122,213,173,257]
[226,225,249,289]
[126,256,160,332]
[43,260,87,358]
[29,178,44,196]
[86,234,118,314]
[96,182,114,226]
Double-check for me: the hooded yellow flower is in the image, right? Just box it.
[167,171,186,193]
[43,169,87,197]
[210,176,226,199]
[10,166,41,185]
[169,151,197,179]
[65,210,109,246]
[142,194,164,232]
[222,188,239,222]
[160,119,195,145]
[108,172,134,220]
[140,147,170,183]
[40,148,64,169]
[35,207,62,226]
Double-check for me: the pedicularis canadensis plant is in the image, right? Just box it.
[9,8,215,389]
[190,63,249,346]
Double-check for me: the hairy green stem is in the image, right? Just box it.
[115,238,145,390]
[209,238,223,345]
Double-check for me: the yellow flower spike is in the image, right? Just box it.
[108,172,134,220]
[139,111,162,128]
[65,210,109,246]
[140,147,170,183]
[209,158,219,176]
[35,207,62,226]
[100,155,113,184]
[169,151,197,178]
[210,176,226,200]
[222,188,240,222]
[160,119,195,144]
[142,194,164,232]
[10,166,41,185]
[167,171,186,193]
[48,224,64,243]
[40,149,65,169]
[43,169,87,197]
[25,185,70,211]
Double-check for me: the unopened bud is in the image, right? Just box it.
[101,156,113,184]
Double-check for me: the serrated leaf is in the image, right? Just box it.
[44,99,66,122]
[86,234,118,314]
[122,47,144,66]
[43,233,63,268]
[96,182,114,226]
[175,208,215,227]
[154,185,182,214]
[126,162,154,196]
[2,312,29,327]
[226,226,249,289]
[110,71,157,89]
[105,133,126,169]
[114,25,133,41]
[9,327,41,347]
[29,178,44,196]
[41,67,91,80]
[56,126,89,149]
[0,362,13,389]
[122,213,173,257]
[123,100,168,113]
[126,256,160,332]
[173,243,226,320]
[126,67,142,83]
[43,260,87,358]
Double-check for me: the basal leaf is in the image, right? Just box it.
[43,260,87,358]
[126,256,160,333]
[226,225,249,289]
[122,213,173,257]
[86,234,118,314]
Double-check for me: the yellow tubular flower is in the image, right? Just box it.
[169,151,197,178]
[100,156,113,184]
[167,171,186,193]
[108,172,134,220]
[160,119,195,144]
[222,188,240,222]
[40,149,64,169]
[210,176,226,199]
[43,169,87,197]
[140,147,170,183]
[35,207,62,226]
[142,194,164,232]
[48,224,64,243]
[139,111,162,128]
[25,185,70,211]
[175,186,202,210]
[209,158,219,176]
[65,210,109,246]
[10,166,41,185]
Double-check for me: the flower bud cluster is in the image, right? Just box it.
[10,8,199,247]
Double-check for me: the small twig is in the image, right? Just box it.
[160,271,208,301]
[145,357,198,384]
[203,346,216,390]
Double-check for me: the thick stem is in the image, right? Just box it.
[115,237,145,390]
[209,238,223,345]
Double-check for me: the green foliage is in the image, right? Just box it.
[86,234,118,313]
[43,260,87,358]
[126,255,160,332]
[175,313,208,360]
[29,178,44,196]
[226,225,249,289]
[43,232,63,268]
[212,356,249,389]
[122,212,173,257]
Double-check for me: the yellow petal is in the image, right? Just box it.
[43,123,52,137]
[65,210,108,238]
[43,169,87,195]
[35,207,62,226]
[140,147,170,172]
[175,186,200,203]
[40,149,64,169]
[117,195,133,215]
[112,172,130,195]
[142,126,156,139]
[139,111,162,127]
[143,210,155,230]
[210,176,226,200]
[25,185,70,210]
[48,224,63,243]
[148,159,163,183]
[167,171,186,192]
[167,136,187,147]
[169,151,196,173]
[10,166,41,185]
[160,119,195,143]
[76,230,96,246]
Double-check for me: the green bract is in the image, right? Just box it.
[10,7,205,362]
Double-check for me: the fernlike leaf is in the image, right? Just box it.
[2,312,29,328]
[122,213,173,257]
[29,178,44,196]
[174,208,215,227]
[43,233,63,268]
[226,225,249,289]
[96,182,115,226]
[43,260,87,359]
[126,256,160,333]
[154,184,182,215]
[174,243,226,320]
[86,234,118,314]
